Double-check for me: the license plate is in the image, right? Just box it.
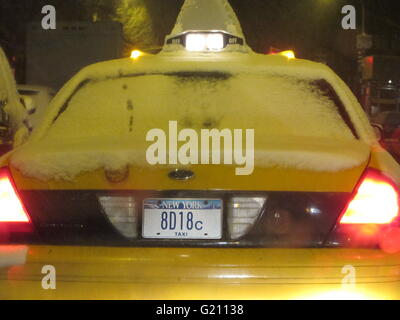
[142,198,222,239]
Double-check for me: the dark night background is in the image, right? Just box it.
[1,0,400,87]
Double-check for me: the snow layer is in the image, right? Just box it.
[10,137,370,181]
[10,68,371,181]
[168,0,244,38]
[42,74,355,140]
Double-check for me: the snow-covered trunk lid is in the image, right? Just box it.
[10,156,368,192]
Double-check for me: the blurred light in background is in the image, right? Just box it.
[130,50,143,60]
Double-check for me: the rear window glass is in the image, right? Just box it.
[46,72,356,142]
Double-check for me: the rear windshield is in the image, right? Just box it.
[47,72,357,142]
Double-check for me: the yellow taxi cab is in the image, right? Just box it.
[0,0,400,300]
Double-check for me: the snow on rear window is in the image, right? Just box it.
[45,73,355,142]
[11,72,369,181]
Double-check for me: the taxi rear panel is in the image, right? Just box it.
[1,245,399,300]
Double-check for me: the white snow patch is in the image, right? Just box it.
[10,137,370,181]
[169,0,244,38]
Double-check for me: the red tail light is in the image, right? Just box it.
[340,169,399,224]
[0,168,30,223]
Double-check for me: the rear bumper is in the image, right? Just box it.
[0,245,399,300]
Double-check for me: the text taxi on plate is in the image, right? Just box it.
[0,0,400,299]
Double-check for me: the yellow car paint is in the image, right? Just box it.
[0,245,399,300]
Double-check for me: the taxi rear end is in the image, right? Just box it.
[2,161,400,299]
[1,54,400,299]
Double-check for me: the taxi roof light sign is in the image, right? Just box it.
[164,0,246,52]
[166,31,244,52]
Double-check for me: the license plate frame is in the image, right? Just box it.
[142,198,223,239]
